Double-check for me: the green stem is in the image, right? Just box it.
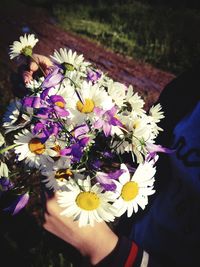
[0,144,19,154]
[30,55,46,76]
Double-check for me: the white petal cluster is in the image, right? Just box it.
[112,161,156,218]
[57,176,117,227]
[9,34,38,59]
[3,99,31,134]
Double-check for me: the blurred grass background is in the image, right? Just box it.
[24,0,200,75]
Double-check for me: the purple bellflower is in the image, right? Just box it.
[73,124,90,138]
[42,66,63,89]
[23,96,41,108]
[33,120,61,141]
[146,143,175,161]
[87,69,102,84]
[48,95,69,117]
[3,192,29,215]
[60,124,91,162]
[0,177,14,191]
[60,137,90,163]
[94,107,122,137]
[96,169,125,191]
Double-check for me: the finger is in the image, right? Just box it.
[30,54,53,72]
[23,70,33,84]
[29,61,39,72]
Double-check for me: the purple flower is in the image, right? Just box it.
[49,95,69,117]
[41,88,51,100]
[33,121,60,140]
[60,134,90,162]
[73,124,90,138]
[36,107,50,119]
[3,192,29,215]
[42,66,63,89]
[61,143,83,162]
[87,69,101,84]
[0,177,14,191]
[90,159,102,170]
[23,96,41,108]
[96,169,125,191]
[146,143,175,161]
[36,95,69,119]
[94,107,122,137]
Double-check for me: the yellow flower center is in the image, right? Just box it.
[53,145,61,154]
[29,138,45,155]
[76,191,100,210]
[121,181,139,201]
[76,98,95,113]
[21,46,32,57]
[55,169,73,180]
[55,101,65,108]
[133,120,140,129]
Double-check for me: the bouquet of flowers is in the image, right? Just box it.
[0,34,170,226]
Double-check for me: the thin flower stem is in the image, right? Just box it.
[0,143,19,154]
[64,76,84,104]
[30,55,46,76]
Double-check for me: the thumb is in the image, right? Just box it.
[30,53,53,72]
[29,61,39,72]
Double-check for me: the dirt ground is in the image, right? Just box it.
[0,0,175,112]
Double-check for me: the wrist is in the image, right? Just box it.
[77,222,118,265]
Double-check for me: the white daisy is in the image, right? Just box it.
[25,77,44,92]
[112,112,154,163]
[148,104,164,136]
[124,85,145,115]
[0,133,5,147]
[107,80,126,107]
[14,129,58,168]
[66,81,113,125]
[113,162,156,218]
[149,103,164,123]
[57,176,117,227]
[41,157,72,190]
[9,34,38,59]
[3,99,31,134]
[51,48,90,77]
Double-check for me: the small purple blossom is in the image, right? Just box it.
[60,134,90,163]
[33,121,61,140]
[61,143,83,162]
[48,95,69,117]
[35,95,69,122]
[0,177,14,191]
[3,192,29,215]
[94,107,122,137]
[42,66,63,89]
[36,107,50,119]
[23,96,41,108]
[87,69,101,84]
[146,143,175,161]
[73,124,90,138]
[96,169,125,191]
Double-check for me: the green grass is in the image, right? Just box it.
[50,1,200,74]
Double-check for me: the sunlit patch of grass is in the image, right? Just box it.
[51,1,200,74]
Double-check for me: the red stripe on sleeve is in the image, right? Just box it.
[124,242,138,267]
